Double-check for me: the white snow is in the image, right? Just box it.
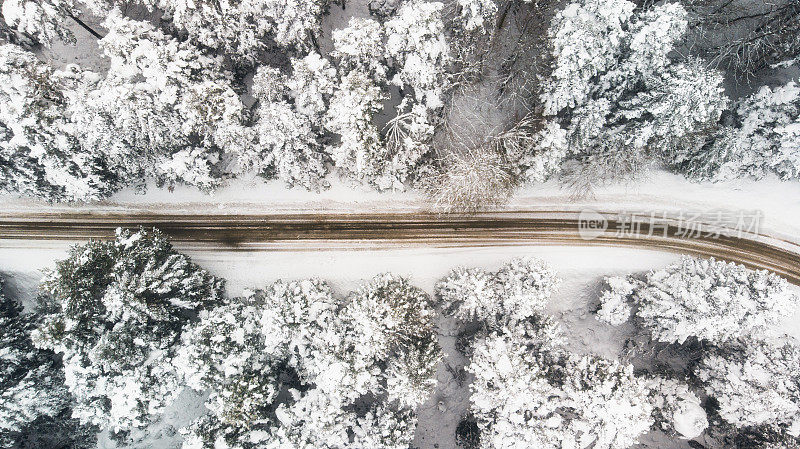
[672,400,708,440]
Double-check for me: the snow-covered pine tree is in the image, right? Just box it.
[0,44,117,201]
[495,257,560,313]
[32,228,225,436]
[331,17,387,81]
[468,318,654,449]
[1,0,76,47]
[342,273,441,402]
[325,274,441,449]
[179,274,440,448]
[326,18,394,189]
[697,337,800,429]
[436,266,499,323]
[327,10,453,191]
[436,257,560,328]
[81,0,326,64]
[68,13,252,193]
[0,277,95,449]
[286,52,337,125]
[178,281,317,448]
[384,0,452,112]
[543,0,632,113]
[244,58,332,190]
[327,68,391,188]
[595,275,637,326]
[450,257,712,448]
[382,97,437,190]
[501,120,570,185]
[382,0,454,186]
[266,275,435,449]
[540,0,728,189]
[645,376,708,439]
[678,80,800,182]
[595,257,798,345]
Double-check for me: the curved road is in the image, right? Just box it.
[1,211,799,284]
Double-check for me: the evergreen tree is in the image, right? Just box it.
[382,0,452,186]
[32,228,225,435]
[68,13,252,192]
[384,0,452,112]
[326,18,392,189]
[679,80,800,182]
[245,61,329,190]
[455,257,710,449]
[697,337,800,428]
[540,0,728,189]
[0,44,116,201]
[179,275,440,448]
[436,257,560,328]
[327,11,451,191]
[595,275,636,326]
[286,52,337,126]
[178,283,306,448]
[468,319,654,449]
[341,274,441,406]
[82,0,327,64]
[330,17,387,80]
[1,0,76,47]
[596,257,798,345]
[0,277,95,449]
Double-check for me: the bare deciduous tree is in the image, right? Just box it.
[684,0,800,79]
[421,148,514,213]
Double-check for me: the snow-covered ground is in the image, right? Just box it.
[3,240,798,448]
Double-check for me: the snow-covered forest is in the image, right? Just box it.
[1,228,799,448]
[0,0,798,208]
[3,0,800,448]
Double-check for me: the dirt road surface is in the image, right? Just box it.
[1,210,798,284]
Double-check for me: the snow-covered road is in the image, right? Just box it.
[2,210,798,284]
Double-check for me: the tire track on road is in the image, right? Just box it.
[1,212,798,284]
